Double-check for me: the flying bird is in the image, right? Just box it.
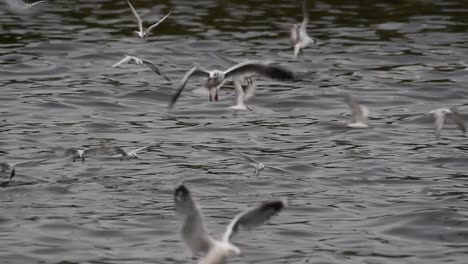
[168,61,294,108]
[107,146,151,160]
[126,0,172,38]
[174,183,286,264]
[112,55,171,82]
[288,0,316,58]
[344,94,369,128]
[1,159,48,181]
[62,146,107,163]
[428,107,465,140]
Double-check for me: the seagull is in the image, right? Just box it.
[234,151,288,176]
[230,80,256,111]
[174,183,286,264]
[344,94,369,128]
[108,146,151,160]
[1,159,48,181]
[62,146,106,163]
[126,0,172,38]
[112,55,171,82]
[428,107,465,140]
[168,61,295,108]
[289,0,316,58]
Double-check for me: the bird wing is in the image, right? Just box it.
[433,111,445,139]
[222,199,287,242]
[112,55,135,68]
[234,151,260,164]
[127,0,142,33]
[144,11,173,36]
[174,184,214,255]
[448,109,466,134]
[233,80,246,106]
[289,24,300,45]
[243,81,257,101]
[168,66,211,108]
[27,0,47,7]
[344,94,365,123]
[129,146,150,155]
[142,60,171,82]
[224,61,295,82]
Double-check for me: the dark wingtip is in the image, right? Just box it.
[9,169,15,181]
[174,183,190,198]
[262,198,287,213]
[270,66,295,81]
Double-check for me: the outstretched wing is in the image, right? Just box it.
[144,11,173,36]
[127,0,142,33]
[344,94,366,123]
[234,150,259,165]
[448,108,466,134]
[222,199,287,242]
[142,60,171,82]
[112,55,136,68]
[129,146,150,155]
[168,66,210,108]
[224,61,295,82]
[174,184,213,255]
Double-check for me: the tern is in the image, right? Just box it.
[289,0,316,58]
[428,107,465,140]
[174,183,286,264]
[168,61,295,108]
[234,151,288,176]
[62,146,106,163]
[108,146,151,160]
[344,94,369,128]
[1,159,48,181]
[112,55,171,82]
[126,0,172,38]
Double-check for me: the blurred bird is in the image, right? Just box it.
[126,0,172,38]
[344,94,369,128]
[428,107,465,140]
[112,55,171,82]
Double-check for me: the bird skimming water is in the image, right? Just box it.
[168,61,295,108]
[112,55,171,82]
[428,107,465,140]
[174,183,286,264]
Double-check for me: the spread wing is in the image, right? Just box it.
[344,94,366,123]
[234,151,260,165]
[222,199,287,242]
[142,60,171,82]
[144,11,173,36]
[129,146,150,155]
[174,184,213,255]
[127,0,142,33]
[112,55,137,68]
[224,61,295,82]
[168,66,210,108]
[448,108,466,134]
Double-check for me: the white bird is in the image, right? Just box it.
[62,146,106,163]
[428,107,465,140]
[1,159,48,181]
[174,183,286,264]
[344,94,369,128]
[126,0,172,38]
[234,151,265,176]
[168,61,295,108]
[230,80,256,111]
[108,146,151,160]
[289,0,316,58]
[112,55,171,82]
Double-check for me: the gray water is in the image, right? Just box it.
[1,0,468,263]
